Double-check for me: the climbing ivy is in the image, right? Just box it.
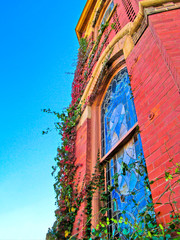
[44,17,180,240]
[89,157,180,240]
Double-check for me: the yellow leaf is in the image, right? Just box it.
[65,230,69,238]
[71,207,75,212]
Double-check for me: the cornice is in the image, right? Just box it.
[75,0,97,40]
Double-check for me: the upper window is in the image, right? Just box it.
[101,68,137,156]
[101,1,114,26]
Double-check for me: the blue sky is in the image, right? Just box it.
[0,1,86,239]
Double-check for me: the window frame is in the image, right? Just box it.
[94,0,117,40]
[99,66,150,238]
[100,66,138,161]
[90,64,140,228]
[101,0,115,27]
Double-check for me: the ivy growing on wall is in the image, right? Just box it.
[44,18,180,240]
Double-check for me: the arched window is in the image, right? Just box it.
[101,68,137,156]
[101,1,115,26]
[101,68,152,238]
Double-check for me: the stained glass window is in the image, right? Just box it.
[101,68,153,238]
[101,68,137,156]
[106,135,152,238]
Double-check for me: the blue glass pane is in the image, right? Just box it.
[102,68,154,238]
[101,68,137,156]
[106,135,153,238]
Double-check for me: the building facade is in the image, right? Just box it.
[47,0,180,239]
[71,0,180,238]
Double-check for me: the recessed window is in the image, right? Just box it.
[101,68,137,156]
[101,68,153,238]
[101,1,115,26]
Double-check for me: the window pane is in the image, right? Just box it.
[102,68,154,238]
[101,1,114,26]
[107,135,152,238]
[101,68,137,156]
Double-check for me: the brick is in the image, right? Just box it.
[146,148,162,164]
[144,148,151,158]
[165,133,180,150]
[148,163,166,181]
[146,163,154,173]
[149,139,166,154]
[152,180,172,199]
[163,214,172,224]
[173,152,180,164]
[154,203,173,217]
[154,152,170,168]
[171,98,180,111]
[167,143,180,157]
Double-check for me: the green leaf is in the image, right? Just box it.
[165,171,173,181]
[96,224,99,230]
[159,224,163,230]
[100,222,105,227]
[100,207,109,214]
[148,231,152,238]
[111,218,118,224]
[149,180,154,184]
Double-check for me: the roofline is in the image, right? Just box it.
[75,0,97,41]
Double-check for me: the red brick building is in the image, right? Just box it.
[69,0,180,238]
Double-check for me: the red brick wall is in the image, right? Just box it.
[72,118,91,238]
[126,11,180,224]
[73,7,180,236]
[149,9,180,91]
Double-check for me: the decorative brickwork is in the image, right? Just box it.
[121,0,136,22]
